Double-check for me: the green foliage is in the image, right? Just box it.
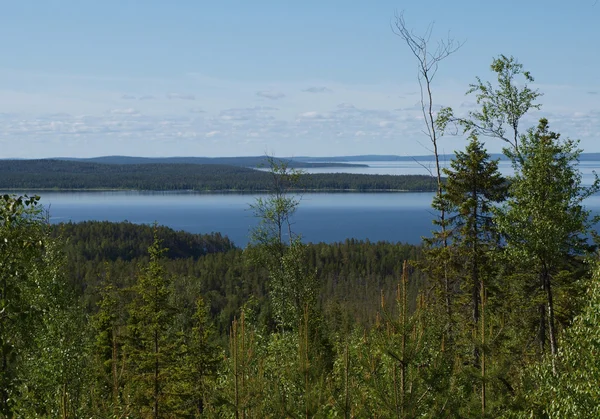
[176,296,221,416]
[248,156,322,334]
[12,241,88,418]
[445,139,506,331]
[265,239,319,332]
[499,119,599,265]
[465,55,542,153]
[0,195,88,417]
[88,267,128,417]
[249,156,303,247]
[329,267,454,418]
[214,310,266,417]
[497,118,599,372]
[125,232,185,418]
[511,261,600,418]
[54,220,236,261]
[0,194,45,414]
[440,135,508,414]
[444,135,507,249]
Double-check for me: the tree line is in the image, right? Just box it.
[57,155,368,168]
[0,160,436,192]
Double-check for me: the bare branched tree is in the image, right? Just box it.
[392,10,462,318]
[393,11,462,206]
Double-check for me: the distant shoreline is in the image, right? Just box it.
[1,188,435,193]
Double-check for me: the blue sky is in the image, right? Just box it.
[1,0,598,158]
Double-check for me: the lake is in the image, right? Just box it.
[30,191,436,247]
[7,160,600,247]
[6,189,600,248]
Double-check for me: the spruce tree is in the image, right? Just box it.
[89,267,128,417]
[497,119,599,374]
[125,231,184,418]
[177,296,220,416]
[442,134,507,415]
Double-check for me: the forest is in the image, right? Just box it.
[2,51,600,418]
[0,159,436,192]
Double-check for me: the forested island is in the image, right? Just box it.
[0,159,437,191]
[54,155,369,168]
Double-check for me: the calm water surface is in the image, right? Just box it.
[32,191,436,247]
[8,160,600,248]
[6,190,600,248]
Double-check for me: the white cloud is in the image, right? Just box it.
[1,70,598,158]
[205,130,221,137]
[337,102,355,109]
[167,93,196,100]
[298,111,322,119]
[256,90,285,100]
[302,86,332,93]
[219,107,277,121]
[45,112,72,118]
[109,108,140,115]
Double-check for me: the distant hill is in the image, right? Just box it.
[52,154,457,164]
[7,153,600,165]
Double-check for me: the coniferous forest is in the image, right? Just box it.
[0,160,437,192]
[2,54,600,418]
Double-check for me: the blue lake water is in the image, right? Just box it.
[6,160,600,248]
[5,190,600,248]
[30,191,436,247]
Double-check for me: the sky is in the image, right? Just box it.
[0,0,598,158]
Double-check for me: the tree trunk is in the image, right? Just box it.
[112,328,119,414]
[481,279,486,416]
[400,261,408,418]
[471,188,480,368]
[427,76,452,329]
[538,273,546,354]
[154,328,159,419]
[543,267,558,375]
